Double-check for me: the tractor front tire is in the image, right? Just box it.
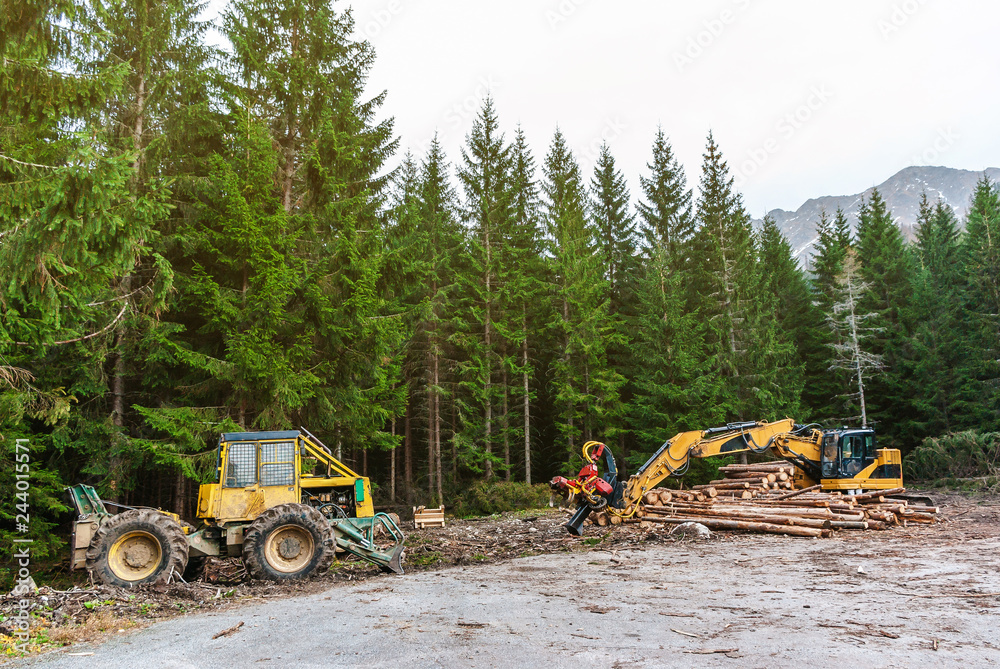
[86,509,190,588]
[243,503,334,581]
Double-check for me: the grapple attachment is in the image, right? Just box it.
[330,512,406,574]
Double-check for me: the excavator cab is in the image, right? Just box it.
[818,428,901,490]
[820,429,874,479]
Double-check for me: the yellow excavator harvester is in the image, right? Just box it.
[67,427,405,587]
[552,419,902,534]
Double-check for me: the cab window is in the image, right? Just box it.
[841,436,854,459]
[225,441,257,487]
[864,434,876,460]
[821,434,839,478]
[260,440,296,487]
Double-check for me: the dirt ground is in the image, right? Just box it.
[3,490,999,665]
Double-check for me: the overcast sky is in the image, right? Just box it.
[209,1,1000,216]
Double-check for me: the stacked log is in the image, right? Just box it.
[612,467,941,537]
[584,460,940,535]
[692,462,797,499]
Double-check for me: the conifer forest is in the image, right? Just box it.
[2,0,999,566]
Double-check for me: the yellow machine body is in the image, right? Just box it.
[197,430,375,525]
[618,419,903,516]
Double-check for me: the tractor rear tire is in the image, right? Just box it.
[86,509,190,588]
[243,503,334,581]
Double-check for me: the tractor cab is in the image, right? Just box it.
[197,428,375,525]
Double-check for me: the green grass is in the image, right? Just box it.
[407,551,443,567]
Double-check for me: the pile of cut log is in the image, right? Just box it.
[585,463,940,538]
[694,461,796,499]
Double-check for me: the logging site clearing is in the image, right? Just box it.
[3,490,999,667]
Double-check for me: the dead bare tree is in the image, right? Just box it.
[828,248,884,427]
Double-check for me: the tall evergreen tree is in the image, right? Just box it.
[542,129,623,458]
[812,208,852,309]
[630,131,708,458]
[506,126,545,482]
[589,143,637,316]
[637,128,694,270]
[588,143,636,454]
[0,0,168,555]
[81,0,215,500]
[414,137,462,505]
[901,195,971,439]
[384,151,421,503]
[808,207,853,419]
[855,188,914,441]
[690,132,796,422]
[164,0,403,454]
[630,243,711,451]
[759,215,826,417]
[456,97,511,480]
[962,175,1000,431]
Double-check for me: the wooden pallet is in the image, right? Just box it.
[413,505,446,529]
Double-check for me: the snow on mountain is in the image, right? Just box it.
[754,166,1000,264]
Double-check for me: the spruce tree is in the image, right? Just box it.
[811,208,852,310]
[542,129,624,458]
[589,143,637,316]
[902,195,971,439]
[629,130,708,459]
[165,0,403,455]
[414,137,463,505]
[855,188,914,441]
[384,152,421,502]
[809,207,853,420]
[1,0,173,509]
[690,132,796,422]
[588,143,636,455]
[759,215,825,417]
[637,128,694,272]
[962,175,1000,431]
[630,243,711,450]
[506,126,545,482]
[456,97,510,480]
[82,0,215,501]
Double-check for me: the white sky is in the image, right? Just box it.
[208,1,1000,216]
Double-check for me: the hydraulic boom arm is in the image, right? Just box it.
[619,419,823,515]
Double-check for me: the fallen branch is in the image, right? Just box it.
[212,621,244,639]
[910,592,1000,599]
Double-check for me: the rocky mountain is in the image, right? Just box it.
[756,166,1000,263]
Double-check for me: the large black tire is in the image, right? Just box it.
[86,509,189,588]
[242,503,334,581]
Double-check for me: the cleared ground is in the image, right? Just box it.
[8,493,1000,668]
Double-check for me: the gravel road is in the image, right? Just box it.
[14,518,1000,669]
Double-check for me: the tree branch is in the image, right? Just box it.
[0,153,59,170]
[14,303,128,346]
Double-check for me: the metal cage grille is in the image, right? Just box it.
[225,441,257,487]
[260,440,295,487]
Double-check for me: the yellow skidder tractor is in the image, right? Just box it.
[67,428,405,587]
